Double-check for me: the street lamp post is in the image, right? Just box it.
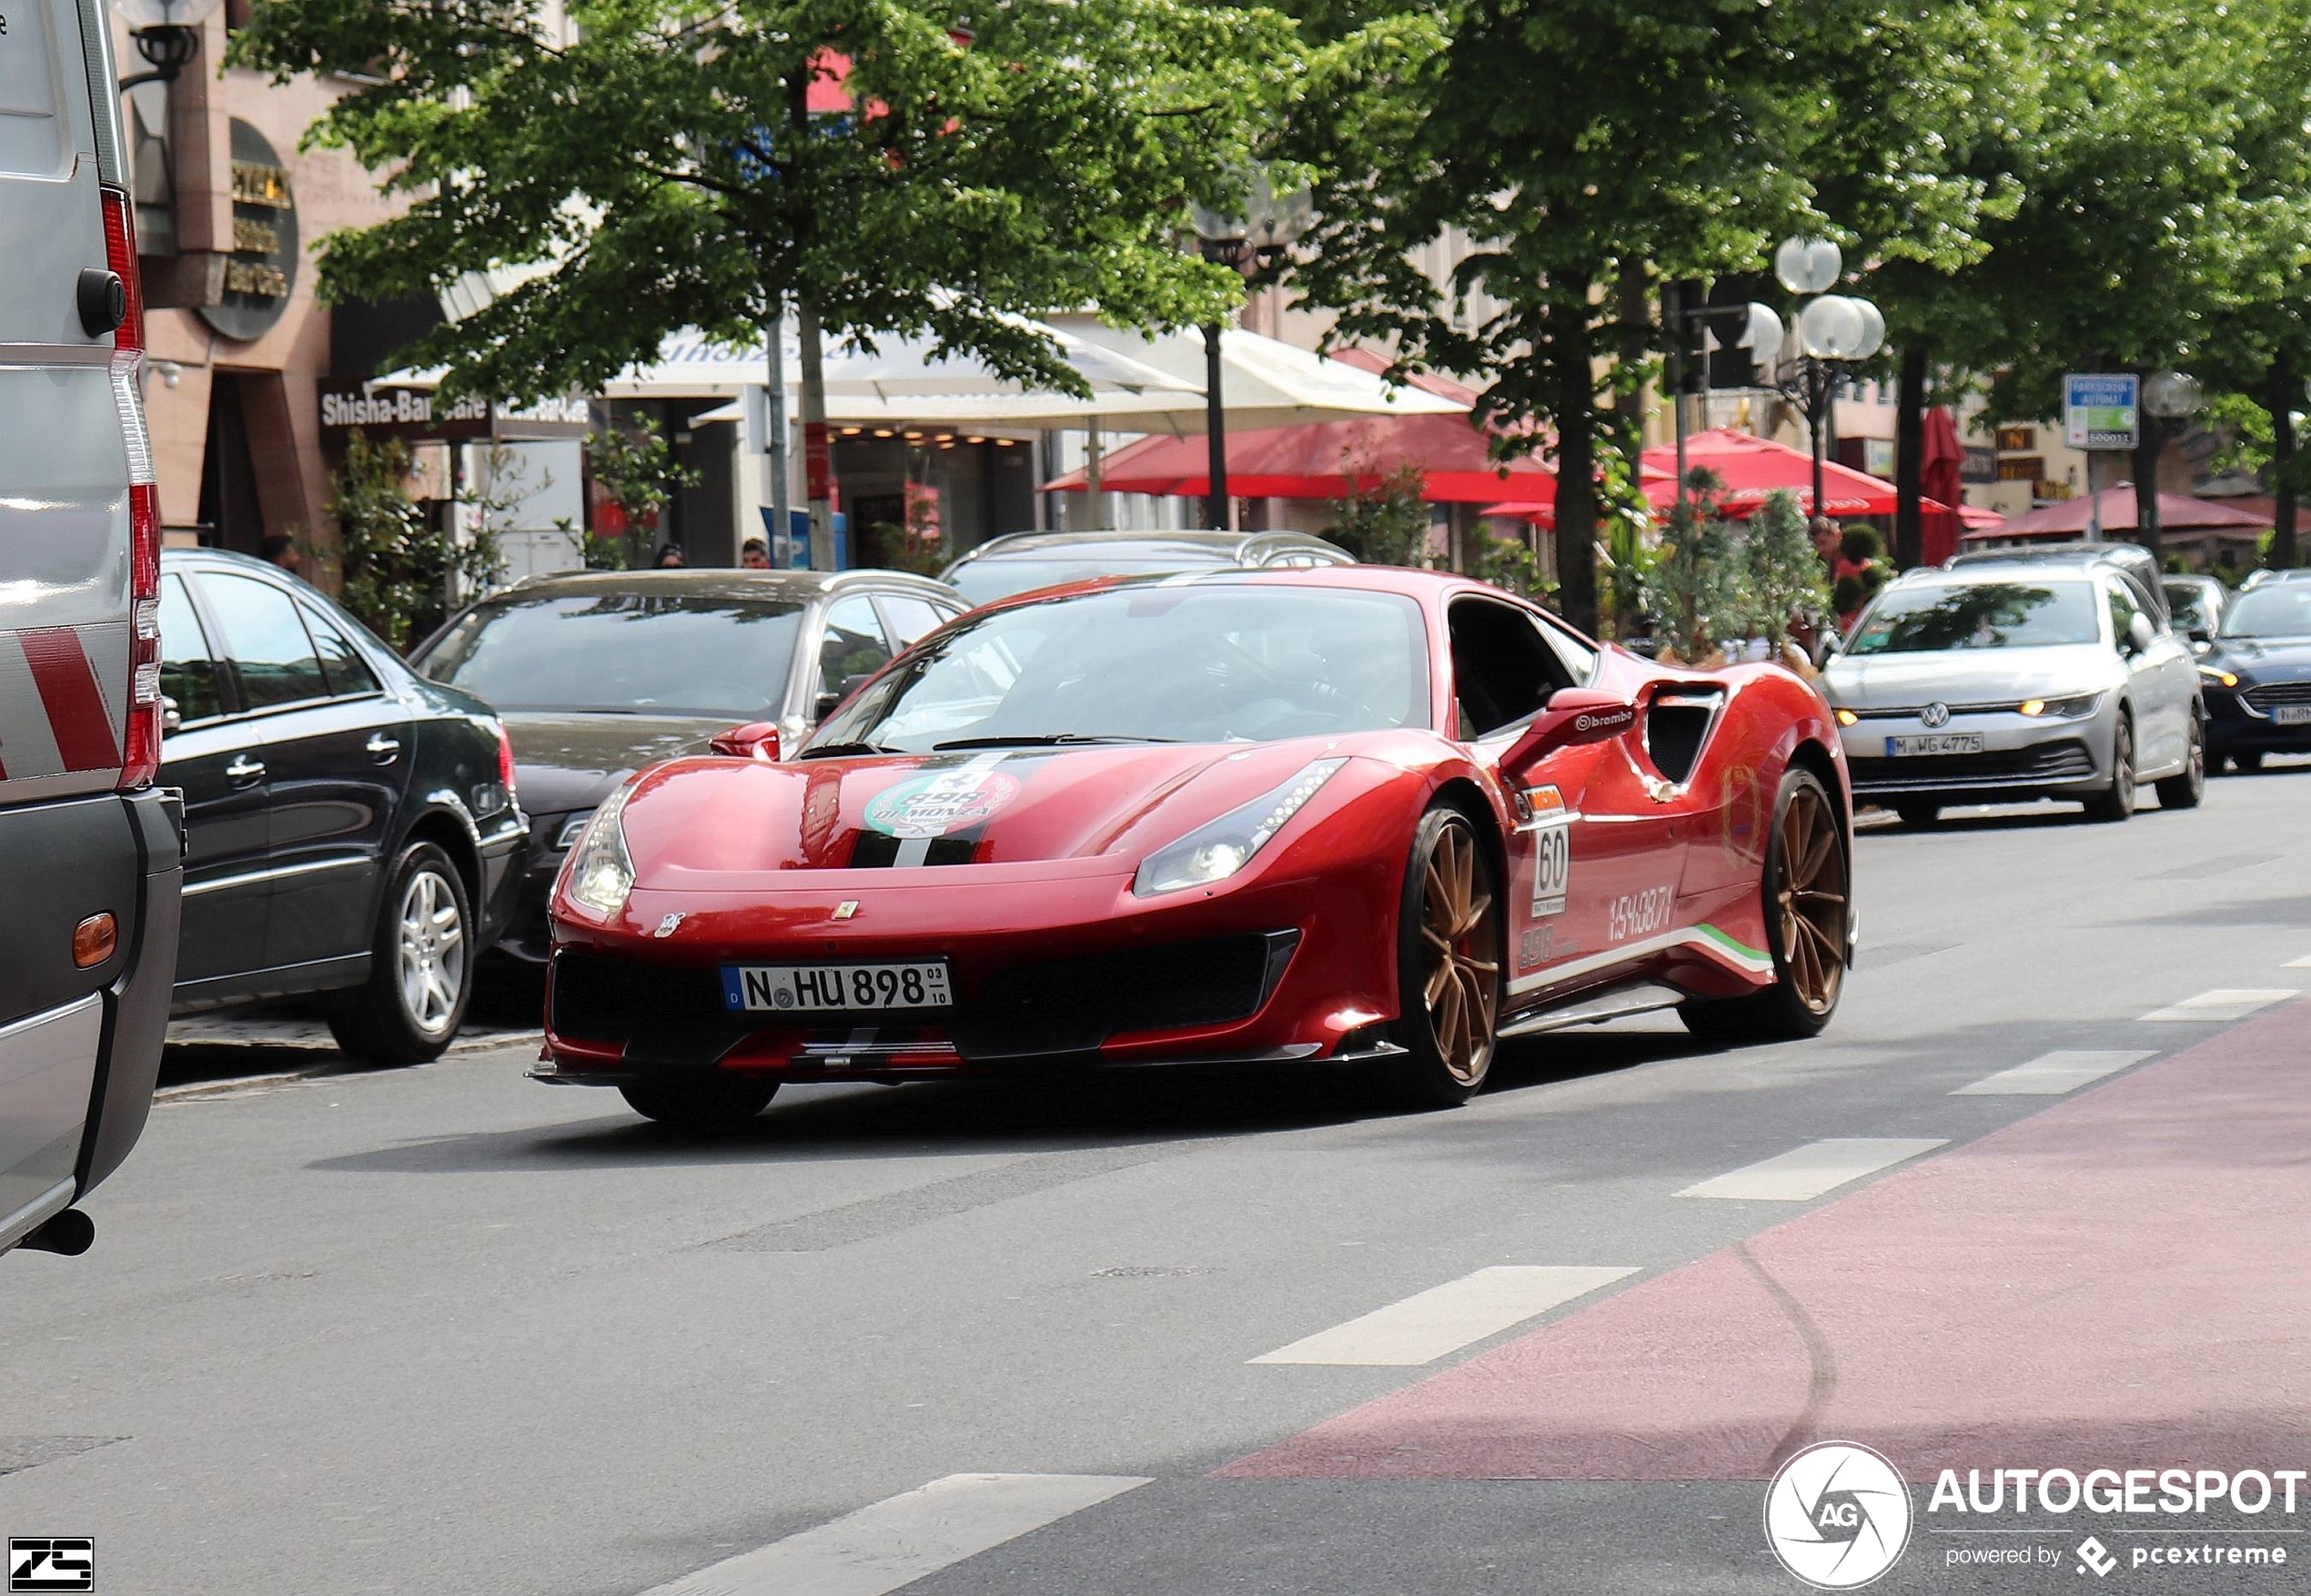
[1769,237,1884,520]
[1191,177,1312,530]
[2138,369,2205,564]
[116,0,221,87]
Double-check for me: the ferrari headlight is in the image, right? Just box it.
[2018,692,2102,719]
[2198,663,2240,689]
[562,782,638,916]
[1134,758,1347,896]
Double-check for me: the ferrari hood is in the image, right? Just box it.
[616,740,1359,878]
[1823,645,2112,710]
[504,710,732,817]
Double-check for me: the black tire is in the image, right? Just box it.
[1680,767,1847,1045]
[2231,749,2266,773]
[329,841,473,1066]
[2081,713,2136,823]
[1376,805,1502,1109]
[1893,801,1940,828]
[619,1080,779,1131]
[2155,715,2206,810]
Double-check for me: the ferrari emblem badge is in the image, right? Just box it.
[652,913,686,938]
[832,901,860,920]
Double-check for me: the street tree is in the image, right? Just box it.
[232,0,1297,556]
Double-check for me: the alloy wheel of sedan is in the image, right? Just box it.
[1774,781,1848,1015]
[1417,817,1500,1086]
[396,866,467,1037]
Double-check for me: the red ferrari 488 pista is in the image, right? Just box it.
[539,569,1852,1127]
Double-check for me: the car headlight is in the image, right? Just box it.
[2197,663,2240,689]
[1832,707,1860,727]
[2018,692,2103,719]
[562,783,638,916]
[1133,758,1347,897]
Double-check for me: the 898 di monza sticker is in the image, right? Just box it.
[863,766,1024,838]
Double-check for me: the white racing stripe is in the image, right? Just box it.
[636,1473,1151,1596]
[1248,1265,1637,1367]
[1952,1051,2155,1096]
[2136,989,2298,1023]
[1679,1138,1946,1202]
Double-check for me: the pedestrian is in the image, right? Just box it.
[1809,516,1841,574]
[651,541,686,569]
[258,533,302,577]
[740,538,772,571]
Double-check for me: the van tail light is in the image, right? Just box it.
[106,184,161,791]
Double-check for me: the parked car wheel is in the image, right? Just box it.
[2082,713,2136,823]
[1682,767,1847,1044]
[2228,749,2265,773]
[619,1081,779,1130]
[329,841,473,1066]
[1378,805,1501,1109]
[2155,717,2206,810]
[1893,801,1941,828]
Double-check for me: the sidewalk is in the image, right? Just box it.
[1222,999,2311,1481]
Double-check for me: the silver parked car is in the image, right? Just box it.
[941,529,1355,607]
[1823,558,2203,825]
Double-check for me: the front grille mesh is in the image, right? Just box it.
[1849,739,2094,791]
[2243,681,2311,711]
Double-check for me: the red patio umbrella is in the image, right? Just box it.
[1961,488,2271,540]
[1918,407,1965,565]
[1640,429,1902,518]
[1042,413,1563,503]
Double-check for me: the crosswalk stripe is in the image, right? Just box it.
[1678,1138,1946,1202]
[1952,1051,2155,1096]
[2136,989,2298,1023]
[1247,1265,1637,1367]
[636,1473,1151,1596]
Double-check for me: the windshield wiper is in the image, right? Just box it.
[931,733,1182,751]
[798,741,896,759]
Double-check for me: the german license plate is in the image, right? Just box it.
[1885,732,1984,757]
[2273,705,2311,725]
[722,961,954,1013]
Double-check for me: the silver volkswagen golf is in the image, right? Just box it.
[1823,557,2202,825]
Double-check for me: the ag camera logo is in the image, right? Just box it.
[1765,1441,1912,1589]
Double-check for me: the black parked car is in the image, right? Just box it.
[158,551,526,1060]
[409,568,965,963]
[2196,578,2311,772]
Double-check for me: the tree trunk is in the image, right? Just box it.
[2133,420,2161,565]
[1553,296,1600,637]
[1607,264,1649,460]
[2273,359,2298,571]
[1894,344,1926,571]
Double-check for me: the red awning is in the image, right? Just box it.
[1963,488,2274,540]
[1640,429,1902,518]
[1043,413,1561,503]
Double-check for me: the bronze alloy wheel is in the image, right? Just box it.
[1418,818,1501,1083]
[1775,778,1848,1014]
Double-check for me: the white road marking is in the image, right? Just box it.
[1247,1265,1636,1367]
[2286,953,2311,969]
[636,1473,1151,1596]
[1679,1138,1946,1202]
[2136,989,2298,1023]
[1952,1050,2155,1096]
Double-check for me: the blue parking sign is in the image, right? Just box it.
[2064,373,2138,450]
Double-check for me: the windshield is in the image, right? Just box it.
[416,591,805,717]
[2219,583,2311,639]
[812,583,1429,751]
[1844,581,2101,655]
[949,554,1225,605]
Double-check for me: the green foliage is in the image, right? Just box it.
[870,492,951,576]
[229,0,1297,407]
[1468,525,1554,601]
[1839,526,1884,566]
[1647,470,1745,662]
[582,413,700,570]
[328,431,500,652]
[1742,490,1831,650]
[1323,457,1432,566]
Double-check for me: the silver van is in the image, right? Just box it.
[0,0,182,1258]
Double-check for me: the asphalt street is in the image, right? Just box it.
[6,766,2311,1595]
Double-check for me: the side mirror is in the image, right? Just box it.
[2126,612,2157,654]
[709,722,782,762]
[160,695,182,734]
[1500,686,1639,777]
[2187,625,2212,645]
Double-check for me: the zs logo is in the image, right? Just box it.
[8,1539,94,1593]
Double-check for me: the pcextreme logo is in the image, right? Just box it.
[1765,1441,1914,1590]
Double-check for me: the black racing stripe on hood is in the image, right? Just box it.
[846,752,1061,867]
